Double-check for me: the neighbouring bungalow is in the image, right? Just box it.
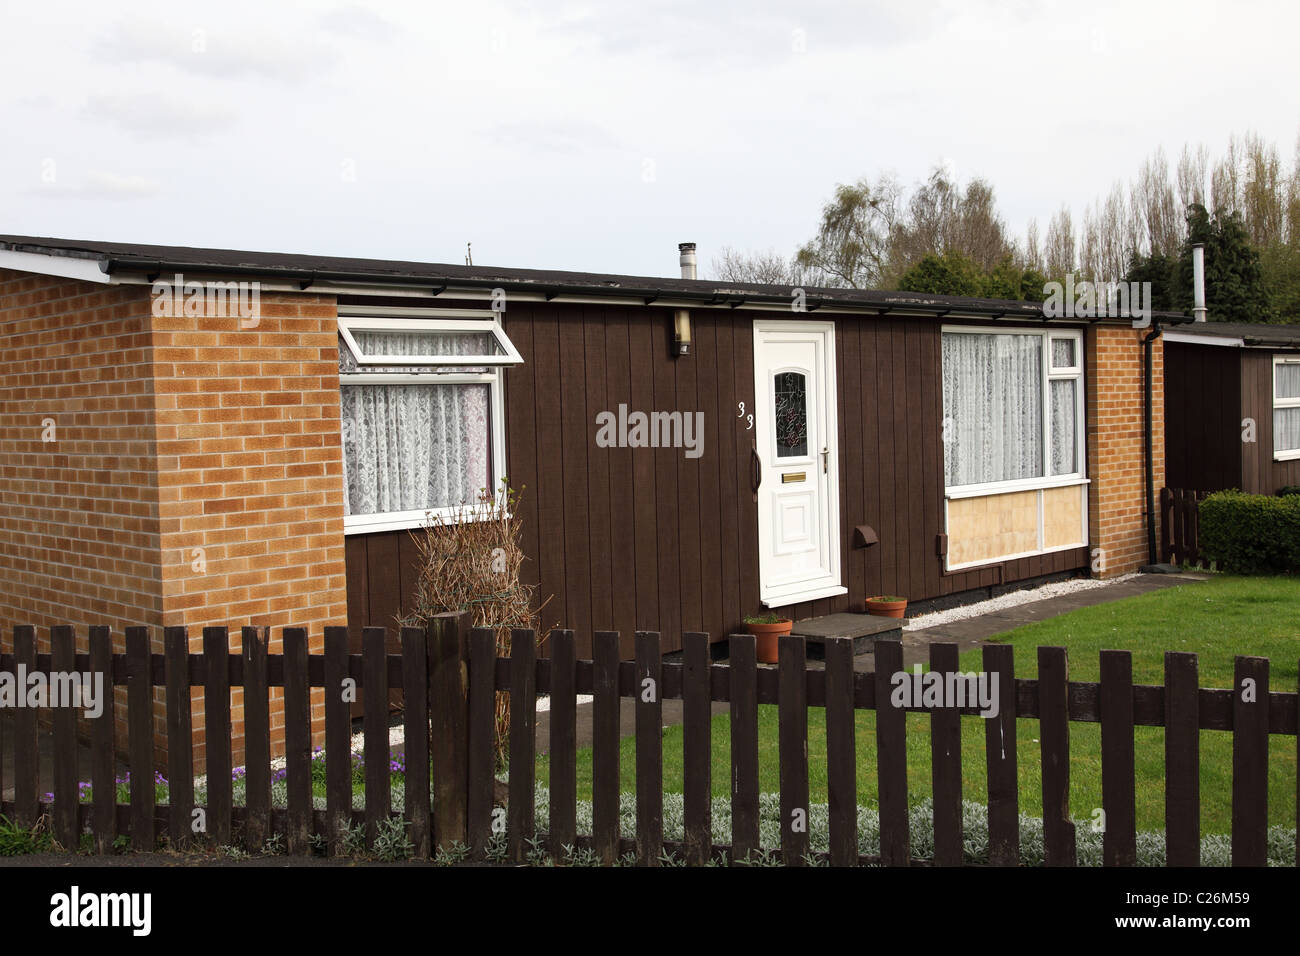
[0,235,1192,766]
[1163,321,1300,495]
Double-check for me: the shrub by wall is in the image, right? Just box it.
[1199,490,1300,573]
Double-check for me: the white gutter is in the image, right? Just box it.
[0,249,113,284]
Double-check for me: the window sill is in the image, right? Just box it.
[1274,449,1300,462]
[944,476,1089,500]
[344,505,511,535]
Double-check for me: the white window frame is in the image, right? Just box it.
[1273,355,1300,462]
[338,309,520,535]
[941,325,1087,497]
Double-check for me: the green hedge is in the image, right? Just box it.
[1199,490,1300,573]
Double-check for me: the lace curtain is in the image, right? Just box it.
[943,332,1044,487]
[341,383,490,515]
[338,330,493,516]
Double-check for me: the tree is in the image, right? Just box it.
[897,251,986,297]
[884,167,1013,283]
[896,250,1043,301]
[710,246,797,285]
[1175,203,1272,322]
[1123,252,1178,313]
[794,174,902,288]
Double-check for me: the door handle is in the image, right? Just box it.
[751,445,762,494]
[822,446,829,474]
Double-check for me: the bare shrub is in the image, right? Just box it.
[400,480,551,767]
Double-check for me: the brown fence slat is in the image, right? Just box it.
[401,626,432,859]
[13,625,37,827]
[874,637,909,866]
[164,626,193,850]
[1038,646,1076,866]
[362,626,389,848]
[467,627,497,857]
[591,630,620,865]
[824,637,857,867]
[89,626,115,853]
[51,625,78,849]
[126,627,154,850]
[682,631,713,866]
[1100,649,1136,866]
[779,634,810,866]
[929,641,962,866]
[507,627,537,864]
[548,629,577,855]
[983,642,1018,865]
[242,626,271,852]
[322,626,351,855]
[729,633,759,863]
[282,627,312,854]
[1232,656,1269,866]
[635,631,664,866]
[429,611,470,852]
[203,626,232,846]
[1164,651,1199,866]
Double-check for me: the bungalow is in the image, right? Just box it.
[0,235,1191,765]
[1163,321,1300,495]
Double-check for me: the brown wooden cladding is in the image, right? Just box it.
[1163,341,1242,492]
[1166,343,1300,496]
[1240,349,1300,495]
[344,302,1088,652]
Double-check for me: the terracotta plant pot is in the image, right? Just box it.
[746,619,793,663]
[865,596,907,618]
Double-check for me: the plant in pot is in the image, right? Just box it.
[744,612,793,664]
[865,595,908,618]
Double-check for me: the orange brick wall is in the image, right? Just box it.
[1086,325,1164,576]
[0,269,346,775]
[150,289,346,768]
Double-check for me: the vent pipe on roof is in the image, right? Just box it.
[1192,242,1207,322]
[679,242,697,280]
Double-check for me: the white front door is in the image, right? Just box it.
[753,321,845,606]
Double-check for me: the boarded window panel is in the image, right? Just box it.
[1043,485,1086,549]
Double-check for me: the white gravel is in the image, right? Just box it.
[902,573,1139,631]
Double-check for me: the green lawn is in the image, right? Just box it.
[536,575,1300,834]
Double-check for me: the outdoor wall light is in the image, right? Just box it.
[673,308,692,356]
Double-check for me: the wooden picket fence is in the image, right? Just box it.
[1161,487,1211,566]
[2,615,1295,865]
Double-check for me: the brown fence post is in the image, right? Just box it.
[1038,646,1076,866]
[164,626,194,851]
[1100,649,1136,866]
[428,610,470,852]
[1164,651,1200,866]
[51,625,78,850]
[89,626,115,853]
[1231,656,1269,866]
[13,625,37,827]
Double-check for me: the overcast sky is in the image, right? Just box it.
[3,0,1297,279]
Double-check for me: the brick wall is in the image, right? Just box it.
[150,289,346,768]
[0,268,346,773]
[1086,325,1164,576]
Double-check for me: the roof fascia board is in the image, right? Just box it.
[1162,330,1245,347]
[0,249,113,284]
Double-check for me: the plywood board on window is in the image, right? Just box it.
[1043,485,1086,549]
[946,490,1038,567]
